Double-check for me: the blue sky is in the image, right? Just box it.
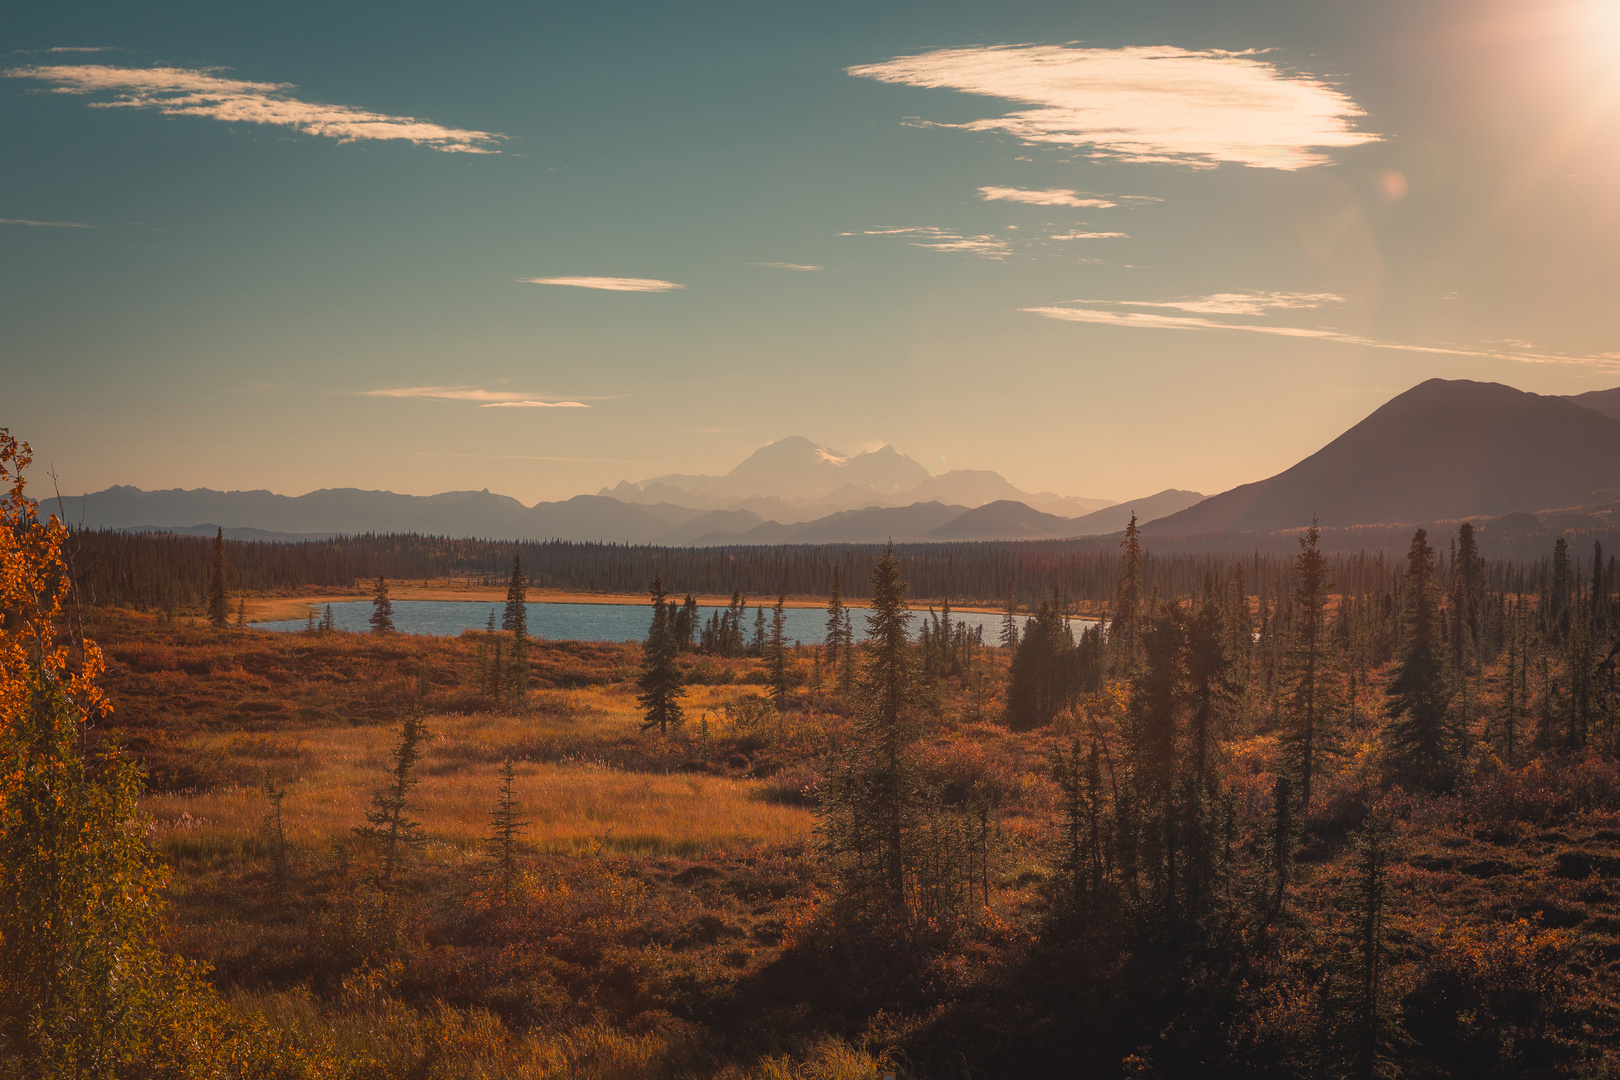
[4,0,1619,504]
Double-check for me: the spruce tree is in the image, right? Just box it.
[206,526,229,627]
[1552,537,1572,634]
[1000,585,1019,654]
[1592,540,1607,634]
[502,557,529,698]
[825,568,847,676]
[502,555,528,637]
[369,576,394,635]
[485,759,528,896]
[1284,521,1334,815]
[637,574,685,734]
[1111,514,1144,668]
[1335,813,1403,1080]
[818,544,927,928]
[768,592,789,708]
[1386,529,1455,787]
[353,704,429,890]
[234,595,247,631]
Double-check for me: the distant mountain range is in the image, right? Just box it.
[1146,379,1620,535]
[65,378,1620,546]
[600,436,1114,521]
[62,438,1201,544]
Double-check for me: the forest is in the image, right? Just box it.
[5,434,1620,1079]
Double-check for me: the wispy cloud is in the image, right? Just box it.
[1048,229,1128,240]
[1,216,101,229]
[1022,302,1620,370]
[849,44,1380,170]
[839,225,1011,258]
[5,64,504,153]
[43,46,122,54]
[749,261,822,271]
[978,186,1141,208]
[361,386,533,402]
[479,400,590,408]
[1109,290,1345,315]
[520,276,685,292]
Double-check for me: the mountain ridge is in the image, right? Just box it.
[1143,379,1620,535]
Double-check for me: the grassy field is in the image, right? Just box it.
[144,702,816,861]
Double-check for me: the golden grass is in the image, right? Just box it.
[142,689,813,860]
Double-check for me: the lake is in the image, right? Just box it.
[254,600,1085,644]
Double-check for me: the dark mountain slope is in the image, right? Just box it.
[925,500,1075,541]
[1066,490,1205,535]
[1143,379,1620,534]
[1566,386,1620,423]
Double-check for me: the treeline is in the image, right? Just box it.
[64,527,1620,613]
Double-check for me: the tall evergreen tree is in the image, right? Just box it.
[369,575,394,635]
[1000,585,1019,654]
[353,704,429,889]
[825,568,847,675]
[637,574,685,734]
[1386,529,1455,787]
[206,526,229,628]
[1004,588,1075,731]
[1284,521,1334,815]
[1592,540,1608,634]
[1111,514,1144,668]
[1552,536,1572,632]
[768,592,789,707]
[502,555,528,636]
[818,544,927,927]
[1334,813,1403,1080]
[501,556,529,698]
[1448,521,1484,668]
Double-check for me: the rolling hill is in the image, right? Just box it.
[1144,379,1620,535]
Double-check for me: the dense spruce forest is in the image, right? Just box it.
[65,524,1620,614]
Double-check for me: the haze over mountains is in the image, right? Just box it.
[65,438,1202,544]
[600,436,1113,521]
[63,379,1620,545]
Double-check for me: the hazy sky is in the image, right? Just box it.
[4,0,1620,504]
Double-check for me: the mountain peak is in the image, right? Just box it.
[1144,378,1620,534]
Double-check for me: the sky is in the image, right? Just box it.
[4,0,1620,505]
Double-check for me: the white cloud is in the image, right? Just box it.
[749,261,823,271]
[839,225,1011,258]
[1021,304,1620,370]
[5,64,504,153]
[43,47,122,54]
[979,186,1122,207]
[0,216,100,228]
[849,44,1380,170]
[361,386,532,402]
[1048,229,1128,240]
[520,276,685,292]
[479,400,590,408]
[1114,290,1345,315]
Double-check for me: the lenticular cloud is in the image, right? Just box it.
[848,44,1380,170]
[6,64,504,153]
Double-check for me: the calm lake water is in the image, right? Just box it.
[255,600,1078,644]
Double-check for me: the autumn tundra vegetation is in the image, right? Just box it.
[4,431,1620,1077]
